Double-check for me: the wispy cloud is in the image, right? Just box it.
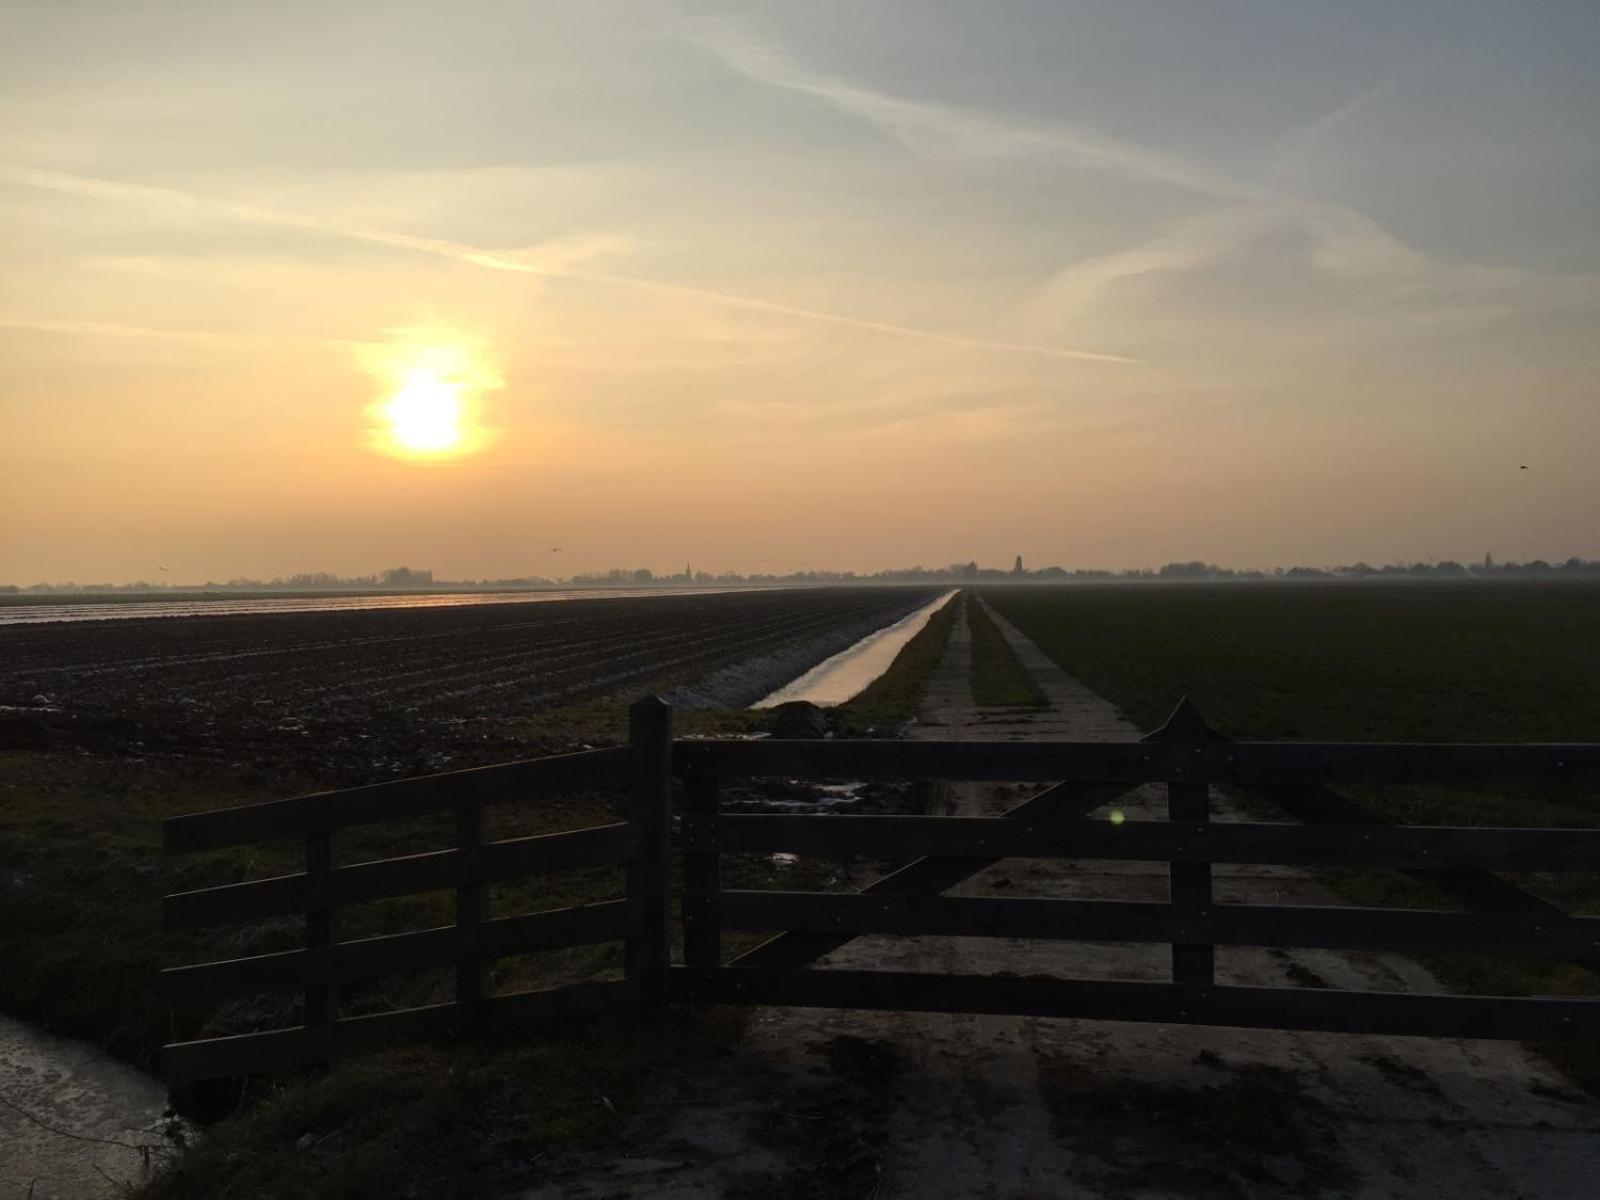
[1029,207,1268,318]
[688,24,1502,327]
[0,163,1132,364]
[692,21,1248,202]
[1264,78,1393,186]
[568,268,1134,362]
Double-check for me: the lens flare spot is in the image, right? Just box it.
[1109,809,1126,825]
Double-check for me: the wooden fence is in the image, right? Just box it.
[160,701,674,1084]
[162,697,1600,1084]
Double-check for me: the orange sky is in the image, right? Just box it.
[3,3,1597,583]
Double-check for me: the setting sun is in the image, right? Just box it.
[361,330,500,462]
[383,368,464,454]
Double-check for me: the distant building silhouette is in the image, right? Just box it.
[381,566,433,587]
[1012,555,1025,576]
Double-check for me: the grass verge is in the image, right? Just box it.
[141,1008,741,1200]
[967,597,1046,708]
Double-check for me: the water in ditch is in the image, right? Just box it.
[752,590,957,708]
[1,1013,175,1198]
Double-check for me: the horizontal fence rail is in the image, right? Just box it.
[672,968,1599,1043]
[673,737,1600,786]
[164,747,635,853]
[162,979,639,1084]
[707,813,1600,873]
[163,901,633,999]
[165,822,641,928]
[715,891,1600,959]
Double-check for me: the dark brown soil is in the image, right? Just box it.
[0,587,933,785]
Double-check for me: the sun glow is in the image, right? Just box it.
[362,330,500,462]
[384,369,465,453]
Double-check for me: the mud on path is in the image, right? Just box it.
[524,594,1600,1200]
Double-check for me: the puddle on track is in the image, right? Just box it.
[752,590,957,708]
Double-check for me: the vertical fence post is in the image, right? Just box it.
[455,802,487,1028]
[627,696,674,1009]
[1148,698,1215,986]
[304,828,336,1039]
[681,772,721,970]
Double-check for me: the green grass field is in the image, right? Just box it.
[983,579,1600,1086]
[980,578,1600,830]
[980,580,1600,743]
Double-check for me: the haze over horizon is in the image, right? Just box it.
[3,2,1597,584]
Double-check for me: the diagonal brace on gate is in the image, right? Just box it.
[727,693,1600,976]
[729,776,1137,967]
[721,707,1218,970]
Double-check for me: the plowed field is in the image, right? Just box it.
[0,587,934,782]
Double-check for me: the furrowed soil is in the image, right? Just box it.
[528,590,1600,1200]
[0,586,935,785]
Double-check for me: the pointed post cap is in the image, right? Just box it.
[1142,695,1220,742]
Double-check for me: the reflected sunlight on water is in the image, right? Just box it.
[754,590,957,707]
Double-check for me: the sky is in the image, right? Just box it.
[1,0,1597,583]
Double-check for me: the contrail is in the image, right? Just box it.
[0,315,348,345]
[567,269,1136,362]
[0,165,537,274]
[0,163,1135,364]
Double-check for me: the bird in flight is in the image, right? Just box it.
[550,547,563,552]
[1520,465,1529,470]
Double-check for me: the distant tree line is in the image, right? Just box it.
[7,556,1600,595]
[2,566,552,595]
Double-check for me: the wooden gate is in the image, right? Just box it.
[672,701,1600,1040]
[161,697,1600,1084]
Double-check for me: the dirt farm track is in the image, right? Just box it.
[0,587,934,784]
